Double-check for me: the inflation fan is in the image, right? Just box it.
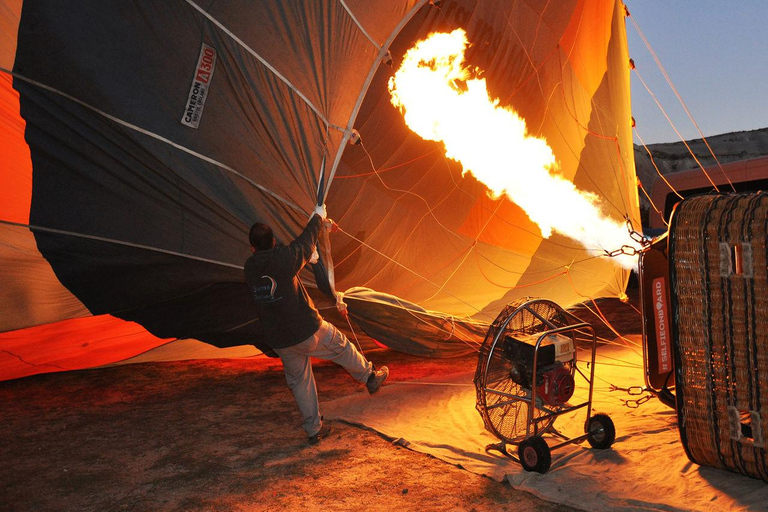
[474,298,615,474]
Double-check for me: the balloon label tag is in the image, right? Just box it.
[181,43,217,129]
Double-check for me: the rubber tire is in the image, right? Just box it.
[587,413,616,449]
[518,436,551,474]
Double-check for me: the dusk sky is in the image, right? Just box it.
[624,1,767,145]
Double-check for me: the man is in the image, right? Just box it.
[245,205,389,445]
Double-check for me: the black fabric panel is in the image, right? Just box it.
[27,231,272,351]
[12,0,269,351]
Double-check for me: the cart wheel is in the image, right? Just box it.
[587,413,615,449]
[518,436,551,474]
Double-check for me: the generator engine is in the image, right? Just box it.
[504,333,575,407]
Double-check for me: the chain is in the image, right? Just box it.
[622,394,653,408]
[609,384,656,409]
[604,217,652,258]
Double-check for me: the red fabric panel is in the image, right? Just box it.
[0,73,32,224]
[0,315,173,381]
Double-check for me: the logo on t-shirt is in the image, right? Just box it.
[251,275,282,303]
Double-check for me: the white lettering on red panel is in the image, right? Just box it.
[181,43,216,129]
[653,277,671,373]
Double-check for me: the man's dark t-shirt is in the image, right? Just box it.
[244,215,323,349]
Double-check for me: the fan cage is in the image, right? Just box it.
[474,298,592,444]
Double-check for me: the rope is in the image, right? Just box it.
[335,227,491,319]
[634,127,683,203]
[390,381,474,388]
[0,68,305,217]
[628,13,735,192]
[637,180,664,219]
[184,0,345,134]
[632,67,721,192]
[344,312,366,356]
[335,148,438,179]
[554,51,635,220]
[565,267,642,351]
[0,219,243,269]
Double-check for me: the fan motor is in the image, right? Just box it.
[505,333,575,406]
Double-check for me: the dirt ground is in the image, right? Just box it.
[0,290,641,512]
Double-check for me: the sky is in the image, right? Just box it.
[623,0,768,145]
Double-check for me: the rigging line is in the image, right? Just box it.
[356,140,472,251]
[356,144,609,305]
[632,67,720,193]
[589,97,634,217]
[637,180,665,220]
[417,192,508,304]
[183,0,344,134]
[336,226,493,320]
[436,150,587,252]
[418,242,476,305]
[588,370,642,394]
[582,301,642,353]
[475,247,573,277]
[324,0,430,201]
[336,0,380,49]
[1,68,304,217]
[564,267,642,351]
[0,219,243,270]
[537,51,630,222]
[530,0,554,64]
[572,325,636,347]
[581,298,642,351]
[501,11,560,104]
[583,349,643,367]
[390,381,475,388]
[551,47,637,222]
[628,14,735,192]
[580,359,641,369]
[626,300,643,317]
[335,148,438,179]
[634,127,684,201]
[554,55,631,220]
[473,250,568,289]
[591,333,639,348]
[349,150,462,291]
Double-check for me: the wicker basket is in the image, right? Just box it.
[669,192,768,481]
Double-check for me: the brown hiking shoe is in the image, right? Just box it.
[366,365,389,394]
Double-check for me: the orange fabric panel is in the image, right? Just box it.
[559,0,613,98]
[0,73,32,224]
[0,0,22,69]
[457,195,542,255]
[0,315,173,381]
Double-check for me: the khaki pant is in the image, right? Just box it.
[274,321,372,437]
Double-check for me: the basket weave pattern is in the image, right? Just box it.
[670,192,768,481]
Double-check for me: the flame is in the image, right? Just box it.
[388,29,642,268]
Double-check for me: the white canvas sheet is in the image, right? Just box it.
[324,340,768,511]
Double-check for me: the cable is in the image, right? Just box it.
[632,67,720,192]
[628,13,735,192]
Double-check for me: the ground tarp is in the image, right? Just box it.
[324,339,768,512]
